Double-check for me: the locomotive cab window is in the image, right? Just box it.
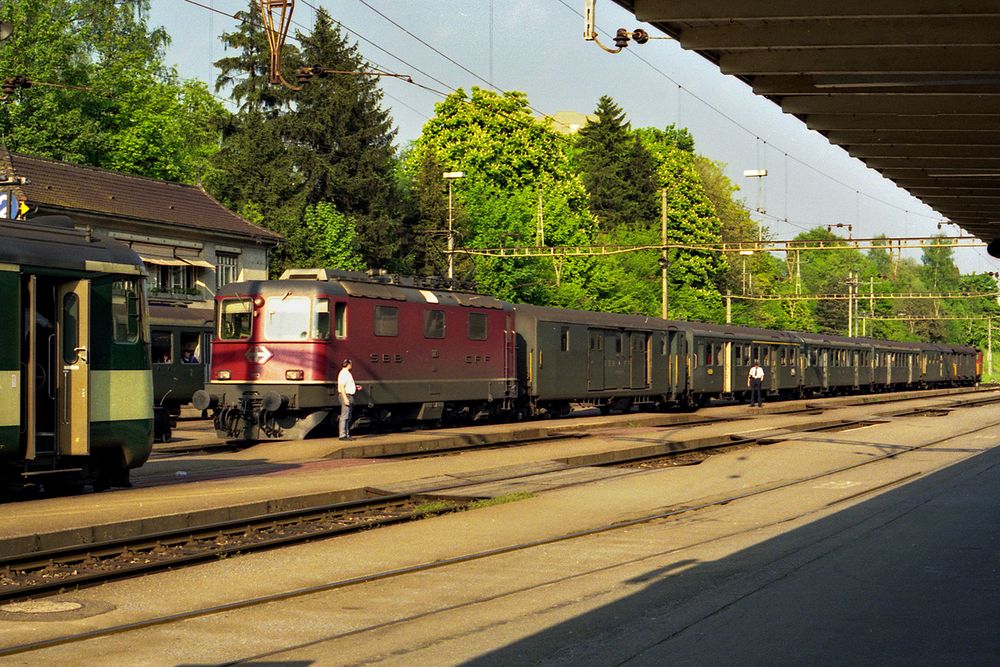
[334,302,347,339]
[374,306,398,337]
[424,309,445,339]
[220,298,253,340]
[468,312,488,341]
[264,296,311,340]
[313,298,331,339]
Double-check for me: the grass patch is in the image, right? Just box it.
[412,500,457,516]
[466,492,535,510]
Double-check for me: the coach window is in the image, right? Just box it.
[424,309,445,339]
[704,345,713,366]
[374,306,398,337]
[112,279,141,343]
[220,298,253,340]
[589,331,603,351]
[468,312,488,341]
[561,326,570,352]
[62,292,80,363]
[715,343,723,366]
[265,296,311,340]
[615,334,623,354]
[152,331,173,363]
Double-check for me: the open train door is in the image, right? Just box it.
[56,280,90,457]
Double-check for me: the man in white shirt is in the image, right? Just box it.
[337,359,361,440]
[748,359,765,407]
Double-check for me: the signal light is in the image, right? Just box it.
[285,369,304,380]
[216,369,231,380]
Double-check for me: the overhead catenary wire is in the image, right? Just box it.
[552,0,943,225]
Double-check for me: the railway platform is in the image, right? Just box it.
[0,388,997,663]
[0,387,990,556]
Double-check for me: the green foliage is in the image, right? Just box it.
[209,5,398,276]
[405,87,598,305]
[0,0,225,183]
[574,95,659,231]
[300,203,366,271]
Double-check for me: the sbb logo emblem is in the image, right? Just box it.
[246,345,273,364]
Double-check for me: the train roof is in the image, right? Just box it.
[149,304,214,327]
[218,270,978,355]
[0,215,144,275]
[512,302,683,331]
[220,268,509,310]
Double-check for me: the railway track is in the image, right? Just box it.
[3,399,999,660]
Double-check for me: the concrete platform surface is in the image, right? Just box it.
[0,400,998,664]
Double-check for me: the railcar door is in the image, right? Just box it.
[588,329,605,390]
[723,341,733,394]
[25,276,62,460]
[667,329,687,399]
[629,333,649,389]
[56,280,90,457]
[821,349,829,391]
[604,330,626,390]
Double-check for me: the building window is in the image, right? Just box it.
[216,252,239,289]
[148,264,194,296]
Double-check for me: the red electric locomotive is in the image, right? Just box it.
[193,269,517,440]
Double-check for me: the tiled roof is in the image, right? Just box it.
[3,149,281,243]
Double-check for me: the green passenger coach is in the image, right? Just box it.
[1,215,153,493]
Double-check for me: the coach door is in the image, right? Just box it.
[588,330,605,390]
[604,330,626,390]
[56,280,90,457]
[629,333,649,389]
[723,342,733,394]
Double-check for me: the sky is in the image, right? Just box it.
[148,0,996,274]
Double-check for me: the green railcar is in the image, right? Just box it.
[1,215,152,492]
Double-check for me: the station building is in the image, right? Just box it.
[0,146,282,310]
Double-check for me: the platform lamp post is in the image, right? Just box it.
[443,171,465,280]
[743,169,767,243]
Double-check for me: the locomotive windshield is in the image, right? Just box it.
[264,296,311,340]
[220,298,253,340]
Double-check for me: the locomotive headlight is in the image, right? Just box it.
[286,369,304,380]
[216,369,232,380]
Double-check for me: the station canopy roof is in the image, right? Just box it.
[609,1,1000,248]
